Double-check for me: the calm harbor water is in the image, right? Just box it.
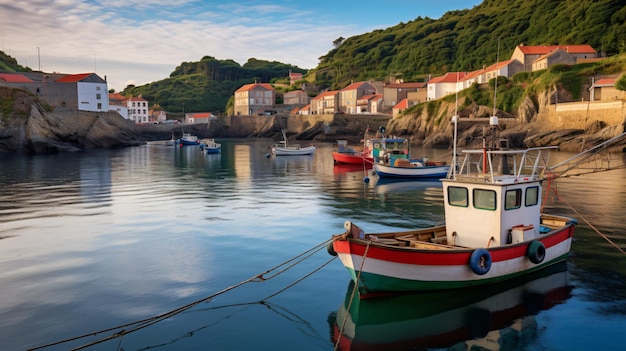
[0,139,625,351]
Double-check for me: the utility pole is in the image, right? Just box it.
[36,47,40,71]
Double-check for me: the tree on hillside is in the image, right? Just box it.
[333,37,345,48]
[616,73,626,91]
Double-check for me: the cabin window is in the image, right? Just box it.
[473,189,496,210]
[448,186,468,207]
[505,189,522,210]
[525,186,539,207]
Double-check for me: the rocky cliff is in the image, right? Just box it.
[2,86,625,154]
[0,88,145,153]
[383,89,626,153]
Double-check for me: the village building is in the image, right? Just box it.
[125,96,149,124]
[511,44,598,72]
[532,49,577,71]
[357,94,384,114]
[309,90,339,114]
[427,72,466,101]
[149,109,167,124]
[295,104,310,115]
[392,98,410,117]
[589,78,624,101]
[339,81,377,114]
[233,82,275,116]
[185,112,217,124]
[283,90,310,106]
[288,70,303,85]
[383,82,427,107]
[0,72,109,112]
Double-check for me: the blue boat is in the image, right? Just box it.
[202,139,221,154]
[178,133,200,146]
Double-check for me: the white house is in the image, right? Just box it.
[55,73,109,112]
[427,72,466,101]
[125,96,149,123]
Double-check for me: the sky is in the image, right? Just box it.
[1,0,482,92]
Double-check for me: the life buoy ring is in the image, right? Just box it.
[527,240,546,264]
[327,242,337,256]
[469,248,492,275]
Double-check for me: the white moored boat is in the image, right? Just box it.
[271,129,315,156]
[328,114,580,297]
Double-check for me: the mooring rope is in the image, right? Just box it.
[561,197,626,255]
[27,237,336,351]
[334,241,371,351]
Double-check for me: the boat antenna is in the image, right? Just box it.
[490,38,500,150]
[451,71,459,179]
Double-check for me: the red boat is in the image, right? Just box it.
[333,128,408,166]
[332,139,373,166]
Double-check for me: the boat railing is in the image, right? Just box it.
[450,146,558,183]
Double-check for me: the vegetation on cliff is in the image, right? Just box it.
[120,56,306,114]
[2,0,624,117]
[316,0,626,90]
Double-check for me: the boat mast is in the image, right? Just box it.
[451,72,459,179]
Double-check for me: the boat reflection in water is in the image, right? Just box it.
[330,262,571,350]
[373,177,442,193]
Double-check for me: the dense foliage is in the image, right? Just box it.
[0,51,30,72]
[316,0,626,90]
[122,56,306,114]
[1,0,625,114]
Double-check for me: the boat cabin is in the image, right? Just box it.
[442,147,558,248]
[370,137,409,164]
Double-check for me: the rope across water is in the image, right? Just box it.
[27,238,338,351]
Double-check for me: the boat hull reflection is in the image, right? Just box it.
[330,262,571,350]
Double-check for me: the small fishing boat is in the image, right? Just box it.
[201,139,221,154]
[333,127,409,167]
[271,129,316,156]
[331,261,571,349]
[373,158,450,179]
[329,115,579,297]
[178,133,200,146]
[165,132,176,146]
[332,140,373,165]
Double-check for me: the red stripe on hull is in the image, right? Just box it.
[333,225,573,266]
[332,152,374,165]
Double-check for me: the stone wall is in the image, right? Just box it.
[537,100,625,130]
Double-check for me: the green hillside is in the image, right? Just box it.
[122,56,307,114]
[316,0,626,89]
[2,0,625,114]
[0,51,31,72]
[129,0,625,113]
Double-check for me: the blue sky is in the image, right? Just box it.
[1,0,482,91]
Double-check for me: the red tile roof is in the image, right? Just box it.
[190,112,212,118]
[386,82,426,89]
[428,72,466,84]
[483,59,515,72]
[108,93,126,100]
[311,90,338,100]
[516,45,596,55]
[236,83,274,92]
[393,98,409,110]
[0,73,34,82]
[55,73,93,83]
[341,81,369,91]
[594,78,616,86]
[127,96,147,102]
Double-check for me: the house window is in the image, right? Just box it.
[96,86,101,91]
[96,94,101,100]
[97,103,102,109]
